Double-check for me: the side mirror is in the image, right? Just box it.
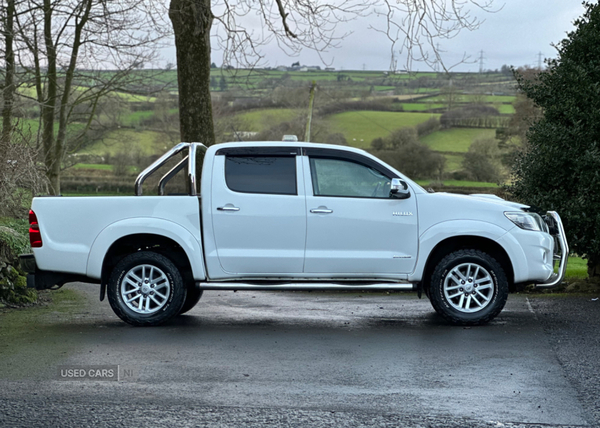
[390,178,411,199]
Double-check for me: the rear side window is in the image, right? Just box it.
[225,156,297,195]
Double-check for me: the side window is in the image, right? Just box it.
[309,157,391,198]
[225,155,297,195]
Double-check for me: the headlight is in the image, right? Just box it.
[504,211,549,232]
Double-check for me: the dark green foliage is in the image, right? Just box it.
[374,145,445,180]
[462,138,502,182]
[509,2,600,275]
[416,117,440,137]
[0,226,29,257]
[370,127,445,179]
[0,225,37,305]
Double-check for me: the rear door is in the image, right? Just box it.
[302,148,418,275]
[210,147,306,275]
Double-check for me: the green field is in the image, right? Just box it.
[421,128,496,152]
[497,104,515,114]
[481,95,516,103]
[400,103,445,111]
[81,129,163,156]
[235,108,298,132]
[330,111,440,148]
[443,154,465,172]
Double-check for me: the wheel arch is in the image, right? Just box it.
[99,233,197,301]
[421,235,515,294]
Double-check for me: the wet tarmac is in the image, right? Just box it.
[1,284,599,427]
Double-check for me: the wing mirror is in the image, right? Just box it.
[390,178,411,199]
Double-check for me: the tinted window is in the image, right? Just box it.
[225,156,297,195]
[310,157,391,198]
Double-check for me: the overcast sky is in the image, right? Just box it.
[162,0,586,72]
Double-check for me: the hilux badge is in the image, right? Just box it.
[393,211,413,216]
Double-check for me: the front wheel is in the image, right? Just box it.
[428,249,508,325]
[107,251,186,326]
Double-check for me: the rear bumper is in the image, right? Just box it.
[535,211,569,288]
[19,254,92,290]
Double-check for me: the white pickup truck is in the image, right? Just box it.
[20,142,568,326]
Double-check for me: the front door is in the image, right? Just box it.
[302,150,418,275]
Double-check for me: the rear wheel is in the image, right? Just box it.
[429,249,508,325]
[107,251,186,326]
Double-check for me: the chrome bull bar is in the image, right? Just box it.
[536,211,569,288]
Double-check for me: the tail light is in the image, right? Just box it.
[29,210,43,248]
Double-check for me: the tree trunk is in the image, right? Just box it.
[1,0,16,149]
[169,0,215,146]
[42,0,59,194]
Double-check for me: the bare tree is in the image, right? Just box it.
[12,0,165,194]
[374,0,497,72]
[0,127,48,217]
[1,0,16,148]
[169,0,497,146]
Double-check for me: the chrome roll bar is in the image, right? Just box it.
[134,142,207,196]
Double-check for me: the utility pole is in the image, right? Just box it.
[304,81,317,142]
[478,50,485,73]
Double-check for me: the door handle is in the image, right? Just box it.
[217,205,240,212]
[310,206,333,214]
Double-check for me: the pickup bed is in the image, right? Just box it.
[20,142,568,326]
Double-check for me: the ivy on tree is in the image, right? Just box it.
[510,2,600,277]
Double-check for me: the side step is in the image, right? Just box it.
[196,282,416,291]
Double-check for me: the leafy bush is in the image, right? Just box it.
[462,138,503,182]
[369,125,445,179]
[371,128,419,150]
[416,117,440,137]
[509,2,600,277]
[0,225,37,306]
[373,145,445,180]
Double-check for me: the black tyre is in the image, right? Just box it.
[107,251,186,326]
[178,283,203,315]
[429,249,508,326]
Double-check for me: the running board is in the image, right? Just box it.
[196,282,416,291]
